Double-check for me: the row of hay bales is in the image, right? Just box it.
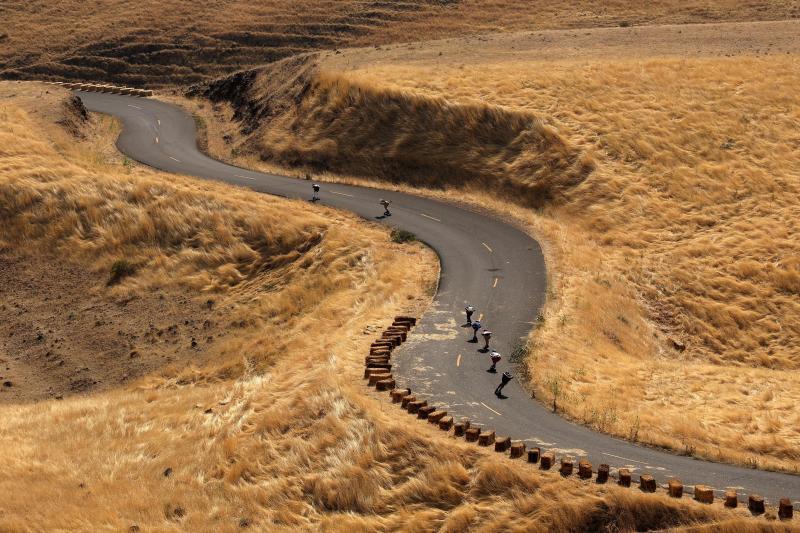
[365,323,796,521]
[45,80,153,97]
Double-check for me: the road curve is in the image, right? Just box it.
[77,90,799,507]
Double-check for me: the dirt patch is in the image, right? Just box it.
[0,250,229,403]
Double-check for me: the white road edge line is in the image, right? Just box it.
[420,213,441,222]
[602,452,649,465]
[169,156,180,162]
[330,191,354,197]
[480,402,502,416]
[482,242,493,252]
[235,174,256,180]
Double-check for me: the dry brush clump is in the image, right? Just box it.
[0,85,760,531]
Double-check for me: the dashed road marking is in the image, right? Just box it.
[493,277,499,288]
[127,104,142,110]
[154,136,159,144]
[157,119,161,126]
[420,213,441,222]
[169,156,180,162]
[478,313,483,322]
[602,452,649,465]
[330,191,354,197]
[456,354,461,367]
[482,242,493,252]
[480,402,502,416]
[235,174,255,180]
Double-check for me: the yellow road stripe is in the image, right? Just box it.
[482,242,493,252]
[330,191,354,197]
[420,213,441,222]
[456,354,461,367]
[478,313,483,322]
[155,136,159,144]
[493,277,499,288]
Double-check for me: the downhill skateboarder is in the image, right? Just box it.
[469,320,481,342]
[495,371,513,397]
[480,330,492,352]
[464,305,475,326]
[488,351,501,373]
[379,199,392,216]
[311,183,320,202]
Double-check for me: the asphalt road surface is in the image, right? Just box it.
[77,90,799,507]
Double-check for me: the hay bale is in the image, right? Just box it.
[407,400,427,414]
[417,405,436,419]
[394,316,416,325]
[401,395,416,408]
[428,410,447,424]
[454,422,467,437]
[465,428,480,442]
[596,464,610,484]
[438,416,454,431]
[560,457,574,476]
[724,490,738,508]
[527,447,541,464]
[639,474,656,493]
[578,460,592,479]
[668,479,683,498]
[368,372,391,386]
[618,468,631,487]
[540,451,555,470]
[376,378,395,391]
[494,436,511,452]
[748,494,765,514]
[510,441,526,459]
[391,389,410,403]
[694,485,714,504]
[778,498,793,520]
[478,431,496,446]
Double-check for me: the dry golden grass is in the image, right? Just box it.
[0,84,775,531]
[184,27,800,473]
[2,0,799,87]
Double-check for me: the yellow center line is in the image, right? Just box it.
[482,242,493,252]
[157,119,161,126]
[330,191,354,197]
[456,354,461,367]
[155,136,159,144]
[420,213,441,222]
[480,402,503,416]
[235,174,256,180]
[169,156,181,163]
[478,313,483,322]
[493,277,499,288]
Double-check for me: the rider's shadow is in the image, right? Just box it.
[375,214,391,220]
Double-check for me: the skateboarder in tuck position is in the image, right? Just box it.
[495,371,513,397]
[480,329,492,352]
[311,183,320,202]
[488,351,501,373]
[464,305,475,327]
[469,320,481,342]
[379,199,392,216]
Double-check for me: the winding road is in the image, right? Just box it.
[77,90,799,507]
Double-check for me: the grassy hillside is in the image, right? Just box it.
[2,0,799,87]
[184,24,800,473]
[1,83,768,531]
